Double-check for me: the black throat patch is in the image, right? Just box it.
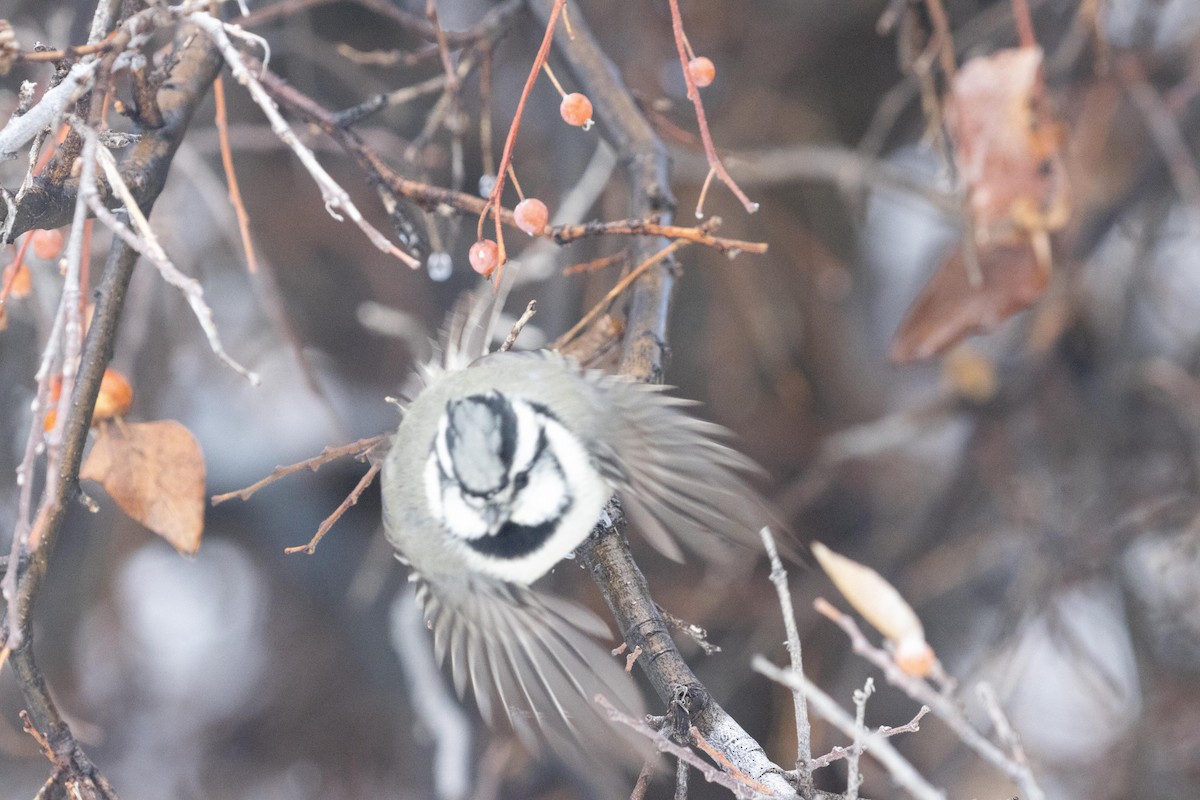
[464,519,560,559]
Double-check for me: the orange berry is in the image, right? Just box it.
[48,374,63,404]
[93,368,133,422]
[468,239,500,277]
[31,229,64,261]
[687,56,716,88]
[43,408,57,432]
[7,264,31,298]
[513,198,549,236]
[559,92,593,127]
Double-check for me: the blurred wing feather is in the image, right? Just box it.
[414,574,647,776]
[591,374,799,562]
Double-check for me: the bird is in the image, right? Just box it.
[379,282,782,776]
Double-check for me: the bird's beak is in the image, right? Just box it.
[482,504,506,535]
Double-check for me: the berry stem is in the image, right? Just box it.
[561,4,576,40]
[541,62,568,98]
[680,28,697,62]
[481,0,567,283]
[507,163,526,201]
[695,167,716,220]
[667,0,758,215]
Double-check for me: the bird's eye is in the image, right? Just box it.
[512,471,530,491]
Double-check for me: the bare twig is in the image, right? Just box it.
[689,727,774,795]
[552,217,766,255]
[79,124,261,384]
[655,605,721,655]
[498,300,537,352]
[753,657,945,800]
[253,69,747,261]
[212,435,386,504]
[976,682,1035,775]
[285,461,382,555]
[847,678,875,800]
[553,238,692,350]
[806,705,930,770]
[629,758,655,800]
[760,527,814,795]
[0,62,98,159]
[187,12,421,268]
[666,0,757,216]
[480,0,567,278]
[593,695,766,800]
[814,598,1047,800]
[213,75,258,273]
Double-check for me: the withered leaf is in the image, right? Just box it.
[946,46,1070,239]
[891,240,1048,363]
[81,420,206,555]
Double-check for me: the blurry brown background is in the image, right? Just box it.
[4,0,1200,798]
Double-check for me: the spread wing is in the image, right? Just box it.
[588,373,801,564]
[413,572,648,784]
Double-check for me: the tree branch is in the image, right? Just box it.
[1,19,224,796]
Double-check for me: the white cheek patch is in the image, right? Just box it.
[425,453,487,540]
[509,399,542,473]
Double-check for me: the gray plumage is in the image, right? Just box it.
[380,287,780,780]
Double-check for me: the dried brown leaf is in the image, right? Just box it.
[81,420,206,555]
[891,240,1048,362]
[947,46,1070,239]
[812,542,924,644]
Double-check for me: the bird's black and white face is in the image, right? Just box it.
[424,391,611,584]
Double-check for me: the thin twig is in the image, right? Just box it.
[254,69,750,260]
[1011,0,1037,49]
[656,605,721,655]
[211,435,386,504]
[553,217,766,254]
[553,238,691,350]
[666,0,757,216]
[977,682,1035,775]
[814,598,1047,800]
[481,0,567,279]
[847,678,874,800]
[922,0,958,86]
[498,300,537,352]
[285,461,382,555]
[760,527,814,796]
[689,727,774,795]
[593,695,763,800]
[754,657,946,800]
[806,704,930,770]
[80,125,261,384]
[188,12,420,268]
[629,757,655,800]
[213,74,258,273]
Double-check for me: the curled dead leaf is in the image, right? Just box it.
[946,46,1070,241]
[812,541,925,645]
[81,420,206,555]
[891,240,1048,362]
